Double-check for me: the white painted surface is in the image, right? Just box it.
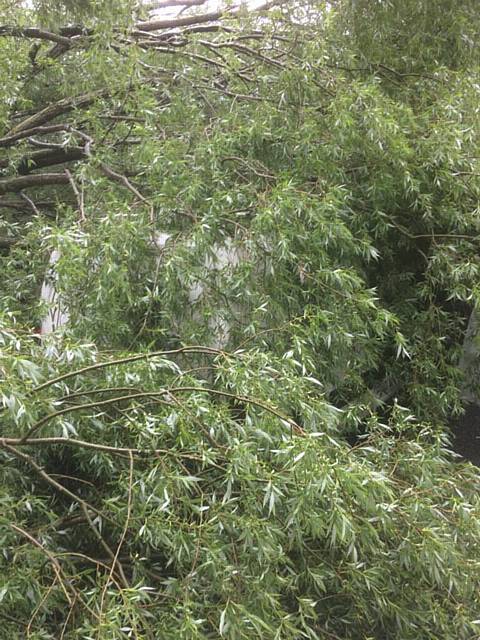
[40,250,70,335]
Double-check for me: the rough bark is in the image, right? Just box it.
[0,173,69,194]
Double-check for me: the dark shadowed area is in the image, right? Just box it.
[452,403,480,467]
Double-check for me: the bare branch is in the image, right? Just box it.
[136,0,281,32]
[20,383,302,443]
[19,191,41,216]
[31,345,225,395]
[98,161,148,203]
[2,146,85,174]
[1,436,206,460]
[80,503,129,588]
[65,169,85,222]
[0,26,72,46]
[0,124,69,148]
[98,451,133,617]
[9,92,105,136]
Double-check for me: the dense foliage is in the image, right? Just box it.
[0,1,479,638]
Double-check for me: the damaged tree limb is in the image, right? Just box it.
[0,172,69,194]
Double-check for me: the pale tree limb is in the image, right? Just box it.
[19,191,41,216]
[65,169,85,222]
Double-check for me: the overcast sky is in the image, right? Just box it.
[147,0,266,19]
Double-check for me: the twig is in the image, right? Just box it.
[20,382,302,441]
[59,594,78,640]
[56,552,125,592]
[65,169,85,223]
[10,523,74,606]
[27,576,59,638]
[98,161,148,203]
[1,441,104,520]
[71,127,149,204]
[30,345,225,395]
[20,392,172,442]
[98,452,134,622]
[388,217,476,241]
[19,191,41,216]
[2,436,207,462]
[81,503,129,588]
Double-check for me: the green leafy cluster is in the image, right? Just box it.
[0,0,479,638]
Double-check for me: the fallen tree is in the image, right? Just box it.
[0,1,479,638]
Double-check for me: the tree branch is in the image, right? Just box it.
[0,147,85,174]
[136,0,281,32]
[0,26,72,46]
[0,440,104,518]
[9,92,104,135]
[0,124,69,148]
[0,172,69,194]
[10,523,74,605]
[31,345,224,395]
[1,436,204,459]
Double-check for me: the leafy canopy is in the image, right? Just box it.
[0,1,479,638]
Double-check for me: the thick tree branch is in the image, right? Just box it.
[0,147,85,174]
[136,8,229,32]
[0,124,69,148]
[136,0,281,32]
[0,197,64,212]
[0,172,69,194]
[0,26,72,46]
[9,92,104,135]
[0,2,281,56]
